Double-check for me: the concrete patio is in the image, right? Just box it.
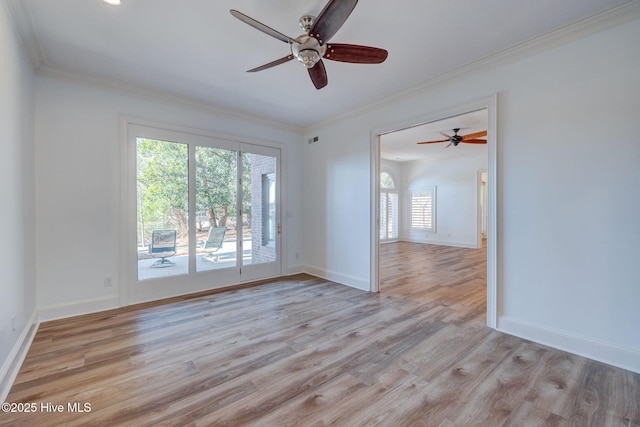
[137,239,253,281]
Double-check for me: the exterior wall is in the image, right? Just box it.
[250,154,277,264]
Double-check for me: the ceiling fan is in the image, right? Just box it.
[417,128,487,148]
[229,0,388,90]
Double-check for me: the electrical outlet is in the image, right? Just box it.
[104,277,113,287]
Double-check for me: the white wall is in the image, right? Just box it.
[303,17,640,372]
[400,151,486,247]
[302,123,373,289]
[0,1,37,392]
[35,76,303,318]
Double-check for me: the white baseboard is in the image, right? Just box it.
[399,236,479,249]
[498,316,640,374]
[303,265,369,291]
[286,264,304,275]
[38,295,121,323]
[0,310,39,403]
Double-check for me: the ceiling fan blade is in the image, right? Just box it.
[445,142,453,148]
[230,10,296,44]
[461,139,488,144]
[324,44,388,64]
[308,59,328,89]
[461,130,487,140]
[440,131,452,139]
[416,139,449,145]
[247,55,295,72]
[309,0,358,44]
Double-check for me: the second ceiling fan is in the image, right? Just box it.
[417,128,487,148]
[230,0,388,90]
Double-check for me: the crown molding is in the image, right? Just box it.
[37,63,303,135]
[2,0,45,68]
[303,0,640,135]
[7,0,639,136]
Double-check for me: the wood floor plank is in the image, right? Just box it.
[3,242,639,426]
[240,373,367,427]
[446,341,552,426]
[346,329,523,427]
[523,350,589,419]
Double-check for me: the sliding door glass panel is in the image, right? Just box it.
[195,146,238,272]
[136,138,189,280]
[241,152,277,266]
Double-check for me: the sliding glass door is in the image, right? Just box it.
[194,145,239,273]
[127,123,281,303]
[136,137,190,280]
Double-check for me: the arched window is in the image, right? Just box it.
[380,172,398,241]
[381,172,395,190]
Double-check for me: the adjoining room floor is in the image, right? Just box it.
[379,241,487,324]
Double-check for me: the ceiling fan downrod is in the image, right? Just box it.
[299,15,315,32]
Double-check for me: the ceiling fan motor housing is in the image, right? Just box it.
[451,128,462,145]
[291,34,326,68]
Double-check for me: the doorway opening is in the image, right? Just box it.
[370,98,497,328]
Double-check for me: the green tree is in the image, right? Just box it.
[196,147,236,227]
[195,147,252,229]
[137,141,252,244]
[137,139,189,240]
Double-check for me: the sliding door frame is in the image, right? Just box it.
[120,117,286,306]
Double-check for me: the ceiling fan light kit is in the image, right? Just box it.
[230,0,388,89]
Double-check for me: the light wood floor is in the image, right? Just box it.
[4,242,639,426]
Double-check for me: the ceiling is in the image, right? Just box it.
[380,109,487,163]
[10,0,632,128]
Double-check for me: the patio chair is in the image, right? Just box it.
[200,226,227,262]
[149,229,177,268]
